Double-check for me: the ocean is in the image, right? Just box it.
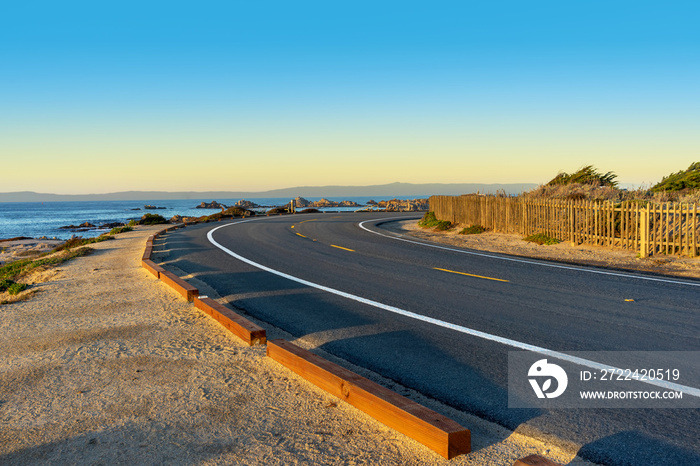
[0,196,419,240]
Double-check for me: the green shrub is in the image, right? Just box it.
[267,206,291,215]
[52,235,112,253]
[109,226,133,235]
[418,212,452,231]
[127,219,137,227]
[433,220,453,231]
[547,165,618,188]
[420,212,451,230]
[1,247,93,281]
[139,213,168,225]
[459,225,486,235]
[651,162,700,192]
[0,279,27,295]
[418,212,438,227]
[524,233,561,245]
[7,282,27,295]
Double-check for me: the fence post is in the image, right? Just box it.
[568,201,575,245]
[639,206,650,258]
[692,204,698,258]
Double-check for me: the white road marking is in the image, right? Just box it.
[359,217,700,288]
[207,219,700,398]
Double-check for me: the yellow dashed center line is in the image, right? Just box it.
[434,267,509,283]
[296,232,307,238]
[331,245,355,252]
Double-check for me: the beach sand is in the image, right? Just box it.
[0,225,597,465]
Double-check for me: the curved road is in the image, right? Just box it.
[156,212,700,465]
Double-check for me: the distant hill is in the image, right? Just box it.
[0,182,537,202]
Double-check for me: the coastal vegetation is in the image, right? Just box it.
[0,221,137,304]
[523,233,561,245]
[0,247,93,304]
[109,226,133,235]
[418,212,452,231]
[459,225,486,235]
[169,206,256,224]
[650,162,700,192]
[546,165,618,188]
[0,247,93,282]
[522,163,700,203]
[52,235,113,252]
[139,213,168,225]
[0,279,27,295]
[266,206,292,215]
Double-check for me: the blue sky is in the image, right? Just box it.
[1,1,698,193]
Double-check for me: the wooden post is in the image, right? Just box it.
[505,198,510,233]
[569,201,575,245]
[639,206,650,258]
[622,203,628,250]
[681,204,690,256]
[692,204,698,257]
[594,201,599,245]
[675,202,681,255]
[635,203,640,252]
[608,201,614,248]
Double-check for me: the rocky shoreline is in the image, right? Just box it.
[192,197,429,212]
[1,197,430,253]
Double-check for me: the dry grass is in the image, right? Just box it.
[522,183,700,204]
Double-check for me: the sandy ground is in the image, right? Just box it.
[0,225,599,465]
[387,221,700,280]
[0,239,64,266]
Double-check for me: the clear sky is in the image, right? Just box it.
[1,1,698,194]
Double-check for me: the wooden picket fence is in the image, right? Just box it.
[429,195,699,258]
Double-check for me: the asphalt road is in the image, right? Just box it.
[155,212,700,465]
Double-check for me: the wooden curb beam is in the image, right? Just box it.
[159,270,199,302]
[194,296,266,346]
[142,246,152,261]
[141,259,165,278]
[513,455,563,466]
[267,339,471,459]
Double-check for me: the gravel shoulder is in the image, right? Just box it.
[0,225,597,465]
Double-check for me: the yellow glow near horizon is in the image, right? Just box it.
[2,123,697,194]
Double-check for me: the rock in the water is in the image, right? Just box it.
[306,198,360,208]
[170,215,198,223]
[380,198,429,212]
[100,222,125,229]
[235,199,261,209]
[292,197,311,208]
[196,201,228,209]
[59,222,96,230]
